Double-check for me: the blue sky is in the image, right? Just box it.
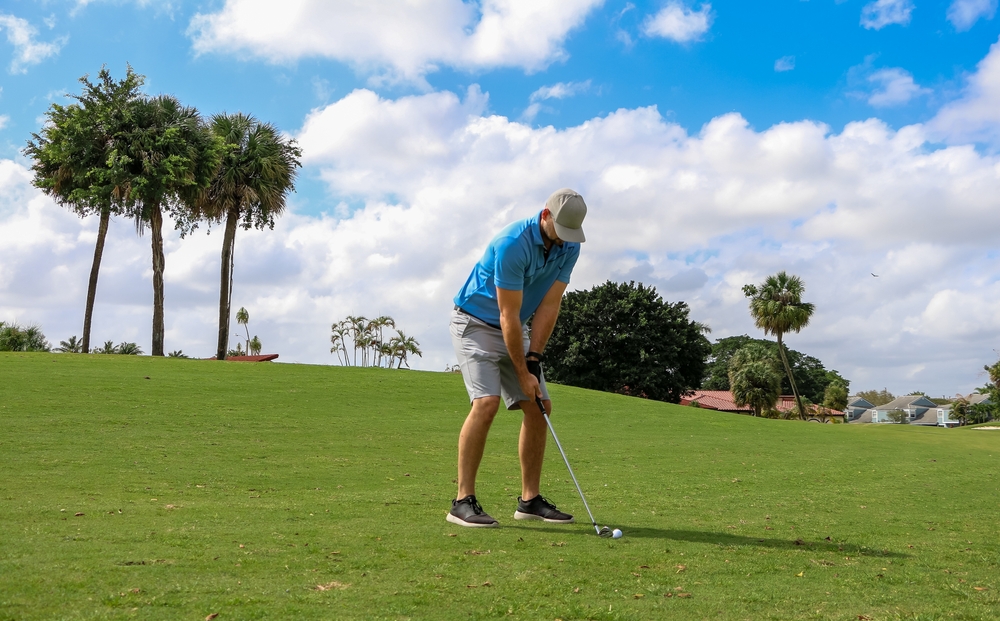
[3,1,998,172]
[3,0,1000,396]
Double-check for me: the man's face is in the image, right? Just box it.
[541,209,564,245]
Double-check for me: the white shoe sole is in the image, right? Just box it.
[513,510,575,524]
[446,512,499,528]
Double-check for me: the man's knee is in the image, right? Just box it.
[471,396,501,421]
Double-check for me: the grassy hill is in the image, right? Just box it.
[0,353,997,620]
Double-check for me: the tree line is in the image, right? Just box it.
[330,315,422,369]
[541,273,846,420]
[24,65,301,360]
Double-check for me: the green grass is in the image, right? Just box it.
[1,353,997,620]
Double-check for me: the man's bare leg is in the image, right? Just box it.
[518,398,551,500]
[457,396,501,499]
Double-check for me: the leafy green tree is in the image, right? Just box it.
[702,335,849,401]
[544,281,711,403]
[196,114,301,361]
[728,351,781,417]
[856,388,895,406]
[969,402,995,424]
[950,398,970,426]
[24,66,145,353]
[115,95,223,356]
[743,272,815,419]
[57,336,83,353]
[823,382,849,411]
[886,409,909,424]
[0,322,51,352]
[702,335,757,390]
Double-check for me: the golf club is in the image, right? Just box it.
[535,396,614,537]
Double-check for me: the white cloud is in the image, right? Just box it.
[9,79,1000,395]
[928,35,1000,145]
[0,13,65,73]
[866,67,931,107]
[187,0,603,82]
[774,56,795,72]
[947,0,997,31]
[642,2,713,43]
[0,114,9,130]
[530,81,592,102]
[860,0,914,30]
[522,80,592,121]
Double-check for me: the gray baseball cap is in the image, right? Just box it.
[545,188,587,243]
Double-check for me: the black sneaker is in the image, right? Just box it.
[513,495,574,524]
[447,495,499,528]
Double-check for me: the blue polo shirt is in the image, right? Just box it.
[454,212,580,326]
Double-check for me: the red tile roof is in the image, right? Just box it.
[682,391,844,417]
[680,390,752,412]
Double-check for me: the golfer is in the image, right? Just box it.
[447,188,588,527]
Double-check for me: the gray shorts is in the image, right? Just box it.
[450,308,549,410]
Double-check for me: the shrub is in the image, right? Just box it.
[0,322,51,352]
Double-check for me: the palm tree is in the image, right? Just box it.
[24,66,145,353]
[370,315,396,367]
[236,306,250,353]
[727,343,781,417]
[249,336,262,356]
[115,342,143,355]
[346,316,368,367]
[197,113,301,361]
[389,330,422,369]
[729,360,781,417]
[743,271,815,419]
[330,321,349,366]
[117,95,222,356]
[57,336,83,353]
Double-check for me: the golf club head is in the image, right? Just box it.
[598,526,612,537]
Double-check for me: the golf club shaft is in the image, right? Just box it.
[536,397,602,535]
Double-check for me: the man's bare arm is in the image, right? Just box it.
[528,281,567,356]
[496,286,540,399]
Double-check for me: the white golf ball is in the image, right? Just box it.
[612,529,623,539]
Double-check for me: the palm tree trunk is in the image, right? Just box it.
[150,203,165,356]
[82,207,111,354]
[216,207,239,361]
[776,333,805,419]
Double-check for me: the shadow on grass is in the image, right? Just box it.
[517,524,909,558]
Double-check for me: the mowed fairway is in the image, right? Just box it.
[1,353,998,620]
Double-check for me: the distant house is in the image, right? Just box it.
[681,390,753,413]
[867,395,939,425]
[844,396,876,423]
[935,393,991,428]
[682,390,844,421]
[777,397,845,422]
